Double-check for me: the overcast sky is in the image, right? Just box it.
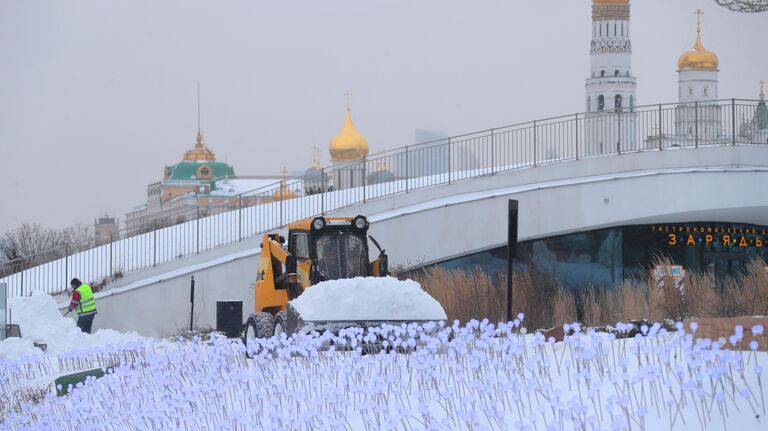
[0,0,766,232]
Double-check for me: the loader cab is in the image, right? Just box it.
[288,215,373,282]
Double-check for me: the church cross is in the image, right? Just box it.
[694,9,704,34]
[344,92,352,111]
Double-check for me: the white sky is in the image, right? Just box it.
[0,0,766,231]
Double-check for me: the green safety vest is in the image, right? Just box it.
[75,284,97,315]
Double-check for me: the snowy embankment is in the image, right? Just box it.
[2,317,767,430]
[0,292,142,359]
[291,277,447,322]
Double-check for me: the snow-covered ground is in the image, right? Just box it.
[2,318,767,429]
[2,280,767,430]
[0,292,142,360]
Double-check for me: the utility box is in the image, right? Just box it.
[216,301,243,338]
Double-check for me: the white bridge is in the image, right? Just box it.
[2,99,767,337]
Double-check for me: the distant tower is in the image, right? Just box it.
[94,215,119,245]
[584,0,638,154]
[329,93,369,190]
[675,9,722,142]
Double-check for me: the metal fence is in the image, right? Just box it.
[1,98,766,297]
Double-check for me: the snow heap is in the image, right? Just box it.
[0,291,142,359]
[290,276,447,322]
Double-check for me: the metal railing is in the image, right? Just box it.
[1,98,766,297]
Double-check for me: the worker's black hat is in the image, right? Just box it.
[70,278,82,288]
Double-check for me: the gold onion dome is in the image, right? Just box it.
[330,110,369,162]
[272,185,297,201]
[678,15,719,71]
[183,132,216,161]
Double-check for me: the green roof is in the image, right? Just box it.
[165,161,235,182]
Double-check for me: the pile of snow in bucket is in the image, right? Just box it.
[290,277,447,322]
[0,291,142,359]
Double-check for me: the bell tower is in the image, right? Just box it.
[584,0,638,154]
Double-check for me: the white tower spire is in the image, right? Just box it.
[584,0,638,154]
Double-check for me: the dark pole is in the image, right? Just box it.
[189,276,195,331]
[507,199,519,323]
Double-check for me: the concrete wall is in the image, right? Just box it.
[60,238,262,339]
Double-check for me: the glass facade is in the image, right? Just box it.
[426,222,768,292]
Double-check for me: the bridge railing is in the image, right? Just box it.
[1,98,766,297]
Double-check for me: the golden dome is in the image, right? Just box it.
[272,185,297,201]
[183,132,216,161]
[678,14,719,71]
[330,110,369,162]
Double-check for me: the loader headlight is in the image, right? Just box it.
[312,217,326,231]
[353,215,368,230]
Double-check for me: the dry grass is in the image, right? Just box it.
[410,257,768,330]
[552,289,577,328]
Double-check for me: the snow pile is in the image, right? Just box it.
[0,291,142,359]
[290,276,447,322]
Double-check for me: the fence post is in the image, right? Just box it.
[575,113,579,160]
[447,138,452,184]
[731,98,736,146]
[321,168,325,215]
[363,158,367,203]
[64,247,69,290]
[280,183,284,226]
[20,270,24,297]
[658,104,663,150]
[533,120,537,167]
[238,195,243,241]
[109,238,113,277]
[153,229,157,267]
[405,146,410,192]
[196,207,200,254]
[694,101,699,148]
[490,130,495,175]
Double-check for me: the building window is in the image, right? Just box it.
[703,87,708,97]
[614,70,620,77]
[601,70,606,78]
[629,95,634,113]
[615,94,622,111]
[689,88,693,96]
[597,95,605,111]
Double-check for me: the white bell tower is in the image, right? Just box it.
[674,9,722,143]
[584,0,638,154]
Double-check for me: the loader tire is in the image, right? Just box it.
[274,311,288,337]
[254,312,275,338]
[242,312,274,359]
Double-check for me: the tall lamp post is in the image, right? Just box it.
[507,200,519,323]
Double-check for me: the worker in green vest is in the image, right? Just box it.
[66,278,98,334]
